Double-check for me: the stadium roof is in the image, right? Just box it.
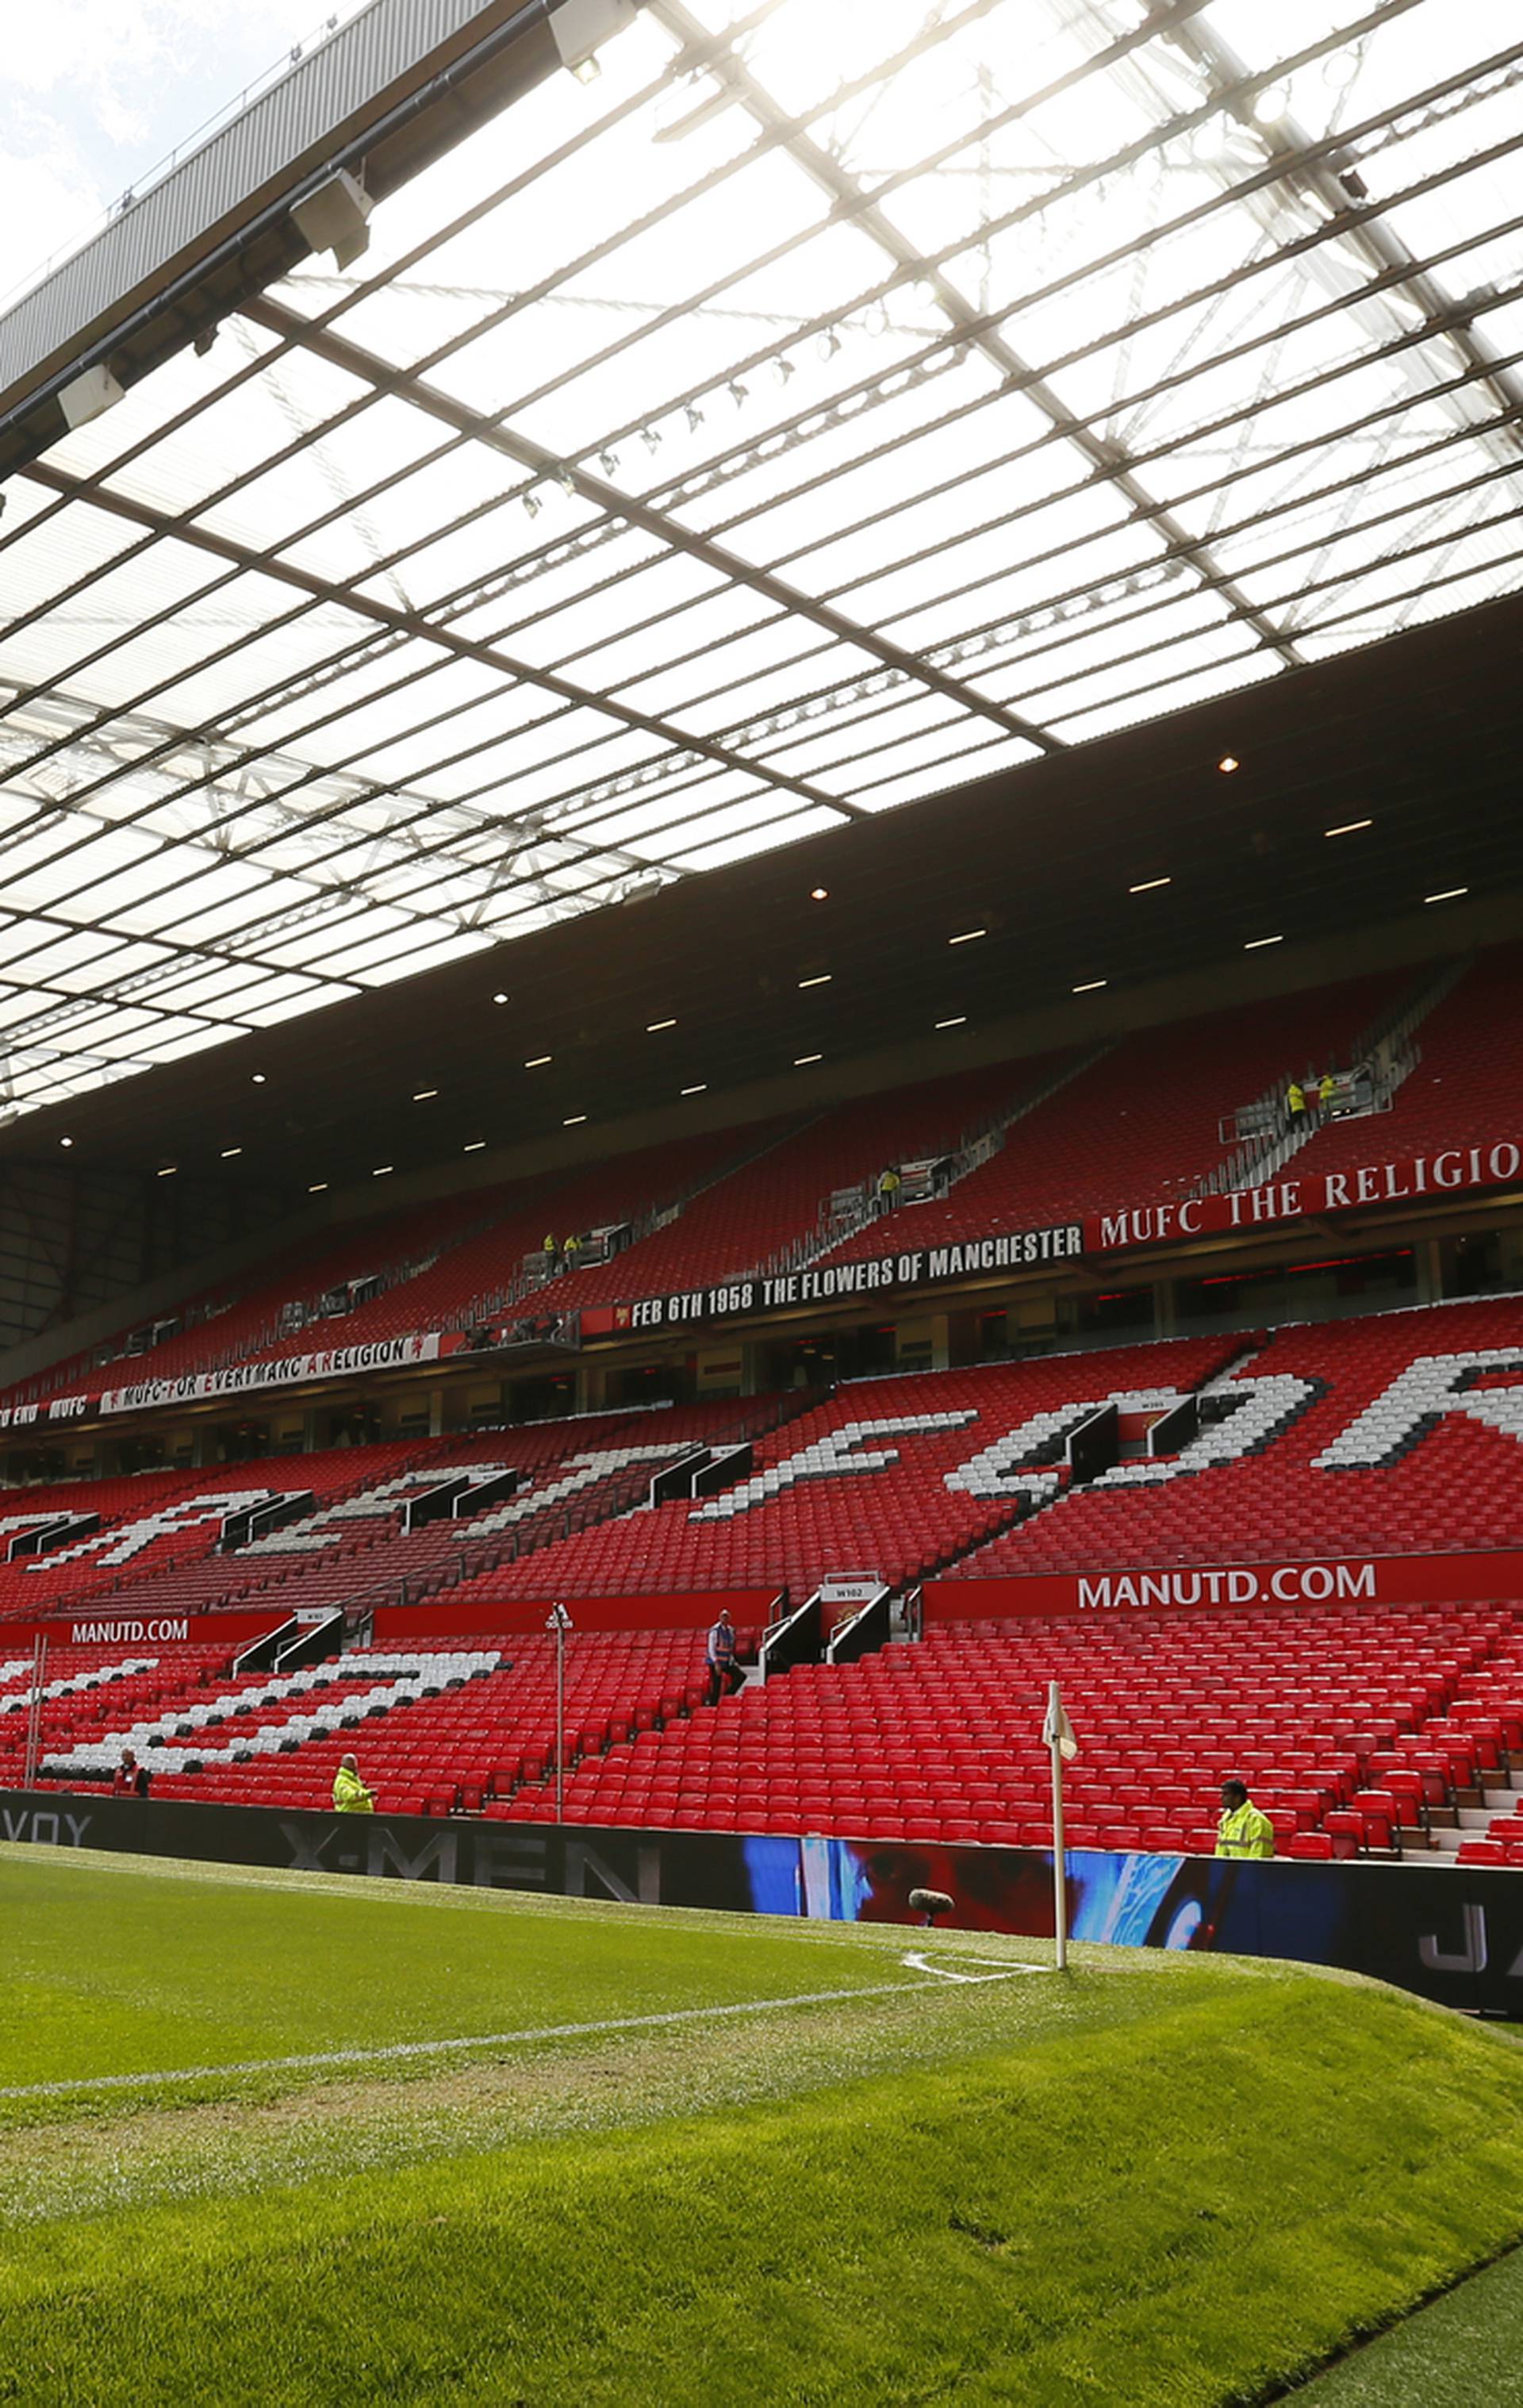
[10,586,1521,1193]
[1,0,1522,1129]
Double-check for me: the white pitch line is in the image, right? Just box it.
[0,1974,942,2104]
[901,1951,1048,1983]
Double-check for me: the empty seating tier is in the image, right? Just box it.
[520,1592,1523,1855]
[439,1338,1239,1611]
[817,971,1406,1263]
[945,1295,1523,1578]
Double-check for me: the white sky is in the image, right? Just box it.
[0,0,366,305]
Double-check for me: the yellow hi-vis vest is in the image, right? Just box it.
[332,1765,374,1814]
[1216,1801,1274,1859]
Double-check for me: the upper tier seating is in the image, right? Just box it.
[0,1464,190,1532]
[135,1395,795,1627]
[439,1338,1238,1609]
[815,971,1406,1262]
[1,1189,497,1415]
[1289,943,1523,1183]
[564,1057,1063,1308]
[252,1123,766,1356]
[945,1294,1523,1578]
[530,1593,1519,1853]
[2,947,1492,1413]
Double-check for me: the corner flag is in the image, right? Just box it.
[1042,1689,1078,1761]
[1044,1680,1076,1973]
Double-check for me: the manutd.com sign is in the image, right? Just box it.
[923,1547,1523,1621]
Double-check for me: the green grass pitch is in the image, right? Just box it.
[5,1842,1523,2406]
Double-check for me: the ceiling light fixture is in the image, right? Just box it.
[646,1017,677,1032]
[1325,818,1373,837]
[948,927,987,946]
[525,1055,552,1069]
[373,1165,393,1177]
[412,1089,438,1101]
[220,1146,243,1158]
[493,991,508,1004]
[251,1072,267,1084]
[1425,885,1470,903]
[1244,934,1283,951]
[59,1136,74,1148]
[794,1053,823,1066]
[308,1182,328,1193]
[681,1083,708,1096]
[563,1113,587,1126]
[1129,877,1171,893]
[811,886,828,901]
[1218,755,1240,773]
[1072,979,1107,994]
[797,973,831,989]
[156,1166,177,1177]
[935,1016,967,1030]
[463,1140,486,1153]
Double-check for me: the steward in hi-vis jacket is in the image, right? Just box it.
[332,1755,375,1814]
[1215,1778,1274,1858]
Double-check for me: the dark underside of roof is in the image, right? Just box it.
[6,580,1522,1194]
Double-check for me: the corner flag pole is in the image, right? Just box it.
[23,1632,46,1792]
[547,1603,572,1824]
[1046,1678,1070,1973]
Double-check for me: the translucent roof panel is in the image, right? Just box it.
[2,0,1522,1117]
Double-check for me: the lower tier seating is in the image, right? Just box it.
[515,1593,1523,1855]
[108,1628,730,1818]
[0,1640,251,1789]
[20,1592,1523,1870]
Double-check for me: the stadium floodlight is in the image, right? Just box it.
[290,169,373,270]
